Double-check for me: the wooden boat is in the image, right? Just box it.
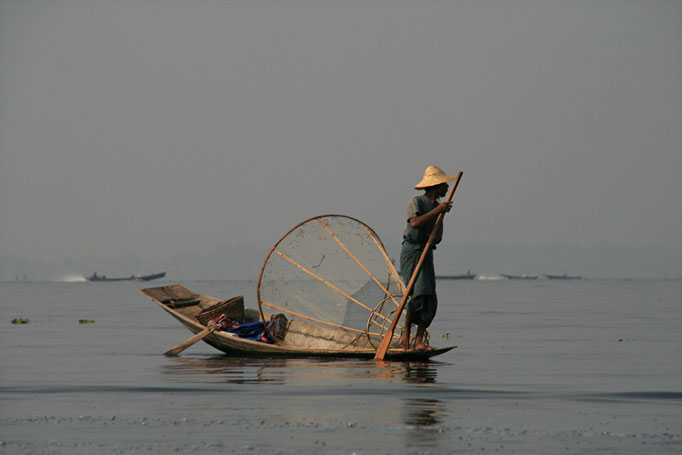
[88,271,166,282]
[501,274,538,280]
[437,270,476,280]
[138,272,166,281]
[140,284,455,360]
[543,274,582,280]
[87,273,135,282]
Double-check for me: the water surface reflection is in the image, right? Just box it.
[160,355,448,441]
[160,356,444,387]
[402,398,444,425]
[401,397,447,449]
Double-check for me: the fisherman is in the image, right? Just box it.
[399,165,454,350]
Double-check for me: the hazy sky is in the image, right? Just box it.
[1,0,680,265]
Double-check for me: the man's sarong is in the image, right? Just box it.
[400,241,438,327]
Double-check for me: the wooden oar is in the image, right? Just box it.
[164,322,218,356]
[374,171,462,360]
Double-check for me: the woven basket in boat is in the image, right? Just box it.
[196,296,244,326]
[265,313,289,343]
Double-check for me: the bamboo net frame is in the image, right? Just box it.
[363,225,407,294]
[257,215,404,340]
[316,218,403,310]
[260,300,389,338]
[270,248,394,328]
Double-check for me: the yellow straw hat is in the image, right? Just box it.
[414,165,455,189]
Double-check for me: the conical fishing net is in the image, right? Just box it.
[257,215,406,347]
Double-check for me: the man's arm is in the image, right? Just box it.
[408,202,452,230]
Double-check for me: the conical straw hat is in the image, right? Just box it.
[414,165,455,189]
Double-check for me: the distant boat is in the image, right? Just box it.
[543,274,582,280]
[501,274,538,280]
[138,272,166,281]
[437,270,476,280]
[87,272,166,282]
[87,273,134,282]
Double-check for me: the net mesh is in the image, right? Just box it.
[257,215,406,346]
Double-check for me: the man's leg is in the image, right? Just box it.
[399,313,412,349]
[413,323,426,350]
[413,323,433,350]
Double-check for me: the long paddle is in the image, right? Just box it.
[374,171,462,360]
[164,322,218,356]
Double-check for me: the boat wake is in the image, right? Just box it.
[477,274,506,281]
[59,274,87,282]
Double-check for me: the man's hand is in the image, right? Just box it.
[436,201,453,214]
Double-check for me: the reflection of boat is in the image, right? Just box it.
[160,357,437,385]
[501,274,538,280]
[437,270,476,280]
[403,398,443,426]
[140,284,455,360]
[87,272,166,282]
[543,274,582,280]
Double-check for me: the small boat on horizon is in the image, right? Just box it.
[87,271,166,282]
[437,270,476,280]
[543,273,582,280]
[138,272,167,281]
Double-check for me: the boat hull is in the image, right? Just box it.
[437,275,476,280]
[139,272,166,281]
[88,272,166,282]
[543,274,582,280]
[87,275,135,282]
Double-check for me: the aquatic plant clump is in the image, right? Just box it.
[12,318,30,324]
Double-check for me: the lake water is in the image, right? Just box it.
[1,278,680,454]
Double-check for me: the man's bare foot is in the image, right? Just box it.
[399,332,410,350]
[414,341,435,351]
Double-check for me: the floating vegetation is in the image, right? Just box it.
[79,319,96,324]
[12,318,30,324]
